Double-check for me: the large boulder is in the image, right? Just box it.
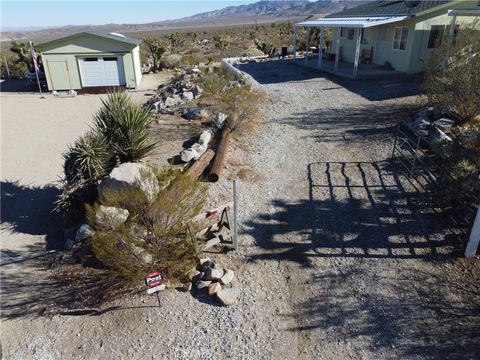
[98,162,160,203]
[75,224,94,242]
[95,205,129,229]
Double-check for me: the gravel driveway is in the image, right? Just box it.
[1,63,479,359]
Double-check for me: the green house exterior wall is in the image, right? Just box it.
[38,34,141,91]
[332,0,479,74]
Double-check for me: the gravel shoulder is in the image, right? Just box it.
[2,62,479,359]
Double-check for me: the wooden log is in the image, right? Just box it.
[209,128,231,182]
[185,148,215,179]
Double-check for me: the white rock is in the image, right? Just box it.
[220,269,234,285]
[198,130,212,146]
[95,205,129,229]
[216,288,239,306]
[182,91,194,101]
[196,280,211,290]
[75,224,94,242]
[204,268,224,281]
[98,162,160,203]
[208,282,222,296]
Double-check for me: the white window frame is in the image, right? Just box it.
[393,26,409,51]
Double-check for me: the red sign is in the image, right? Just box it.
[145,272,163,288]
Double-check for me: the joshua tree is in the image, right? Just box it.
[169,32,184,49]
[213,36,229,58]
[10,40,40,72]
[142,38,166,72]
[187,31,198,43]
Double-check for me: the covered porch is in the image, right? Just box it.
[293,16,410,79]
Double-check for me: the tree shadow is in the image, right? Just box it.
[237,59,423,101]
[1,180,64,260]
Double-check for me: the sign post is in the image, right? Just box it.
[145,272,165,306]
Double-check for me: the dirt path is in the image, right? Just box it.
[1,62,479,359]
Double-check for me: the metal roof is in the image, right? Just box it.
[37,31,141,50]
[295,15,410,28]
[325,0,452,18]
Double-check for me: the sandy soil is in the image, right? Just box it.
[1,62,479,359]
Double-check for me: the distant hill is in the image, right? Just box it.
[1,0,367,43]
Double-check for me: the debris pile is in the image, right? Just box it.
[402,107,455,145]
[188,258,239,306]
[147,70,203,115]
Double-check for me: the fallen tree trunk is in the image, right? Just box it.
[186,149,215,179]
[209,128,231,182]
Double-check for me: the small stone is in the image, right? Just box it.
[94,205,129,230]
[187,270,202,282]
[433,118,455,131]
[220,269,234,285]
[216,288,239,306]
[75,224,94,242]
[196,280,211,290]
[182,91,194,101]
[208,282,222,296]
[204,268,224,281]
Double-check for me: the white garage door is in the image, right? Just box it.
[79,56,126,87]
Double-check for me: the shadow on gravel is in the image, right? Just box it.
[279,102,420,143]
[290,265,480,358]
[0,181,64,254]
[237,60,422,101]
[245,160,465,264]
[244,160,479,357]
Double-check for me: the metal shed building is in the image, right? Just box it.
[37,32,142,91]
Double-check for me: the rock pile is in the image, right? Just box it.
[180,129,213,162]
[148,70,203,115]
[188,258,239,306]
[402,107,454,145]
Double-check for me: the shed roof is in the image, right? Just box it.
[326,0,451,18]
[37,31,141,50]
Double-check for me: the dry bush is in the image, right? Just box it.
[425,19,480,123]
[199,69,264,135]
[86,169,207,288]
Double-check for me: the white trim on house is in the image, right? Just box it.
[295,16,410,29]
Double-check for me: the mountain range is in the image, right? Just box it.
[1,0,367,43]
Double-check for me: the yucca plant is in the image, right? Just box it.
[94,90,157,163]
[63,131,114,185]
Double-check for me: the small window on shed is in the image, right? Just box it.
[84,57,98,62]
[103,57,118,61]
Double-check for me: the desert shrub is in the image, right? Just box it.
[142,37,166,72]
[160,54,183,69]
[254,39,277,55]
[94,91,157,163]
[242,46,265,57]
[425,19,480,123]
[86,170,207,287]
[199,69,263,134]
[63,131,114,185]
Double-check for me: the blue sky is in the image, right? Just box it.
[1,0,267,29]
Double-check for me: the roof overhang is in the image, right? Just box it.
[448,9,480,17]
[295,15,411,29]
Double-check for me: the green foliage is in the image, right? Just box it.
[169,32,185,49]
[254,39,277,56]
[425,19,480,123]
[94,91,157,163]
[0,51,29,78]
[142,37,167,72]
[160,54,183,69]
[63,131,114,185]
[9,40,40,71]
[86,170,207,286]
[213,35,229,58]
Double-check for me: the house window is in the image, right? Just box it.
[393,27,409,51]
[428,25,446,48]
[340,27,347,38]
[347,29,355,40]
[361,28,371,44]
[103,57,118,61]
[84,57,98,62]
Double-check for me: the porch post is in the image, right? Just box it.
[334,28,340,72]
[305,28,310,64]
[293,26,298,61]
[317,27,324,68]
[353,27,362,79]
[449,14,457,36]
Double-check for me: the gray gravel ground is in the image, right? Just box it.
[2,61,479,360]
